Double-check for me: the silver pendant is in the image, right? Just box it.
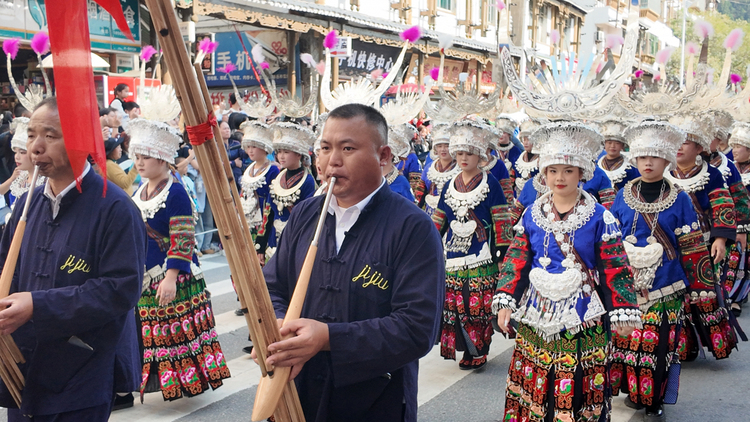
[539,257,552,268]
[647,236,657,244]
[625,235,638,244]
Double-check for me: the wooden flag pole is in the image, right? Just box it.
[143,1,304,421]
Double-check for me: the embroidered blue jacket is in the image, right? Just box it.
[0,171,146,415]
[265,184,444,422]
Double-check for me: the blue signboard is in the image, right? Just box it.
[205,31,288,88]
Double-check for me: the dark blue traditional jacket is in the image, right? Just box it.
[0,170,146,416]
[264,184,444,422]
[389,173,415,202]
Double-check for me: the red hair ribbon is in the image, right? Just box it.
[186,112,218,146]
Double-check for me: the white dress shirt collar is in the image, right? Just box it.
[327,177,386,252]
[44,162,91,219]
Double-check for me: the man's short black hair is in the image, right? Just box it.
[114,83,129,94]
[229,93,237,105]
[227,112,248,131]
[99,107,115,117]
[123,101,140,112]
[327,104,388,146]
[13,103,28,118]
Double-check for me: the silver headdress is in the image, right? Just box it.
[389,123,416,162]
[518,117,547,140]
[595,120,629,144]
[448,120,489,161]
[378,78,434,127]
[139,84,182,124]
[668,113,713,150]
[500,1,641,119]
[729,122,750,149]
[260,66,317,119]
[532,122,602,181]
[432,122,451,147]
[240,120,273,154]
[624,121,685,171]
[271,122,315,166]
[477,121,500,151]
[495,115,517,135]
[127,118,181,164]
[5,41,45,112]
[707,109,734,142]
[10,117,29,151]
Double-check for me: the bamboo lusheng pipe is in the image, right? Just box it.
[252,177,337,421]
[0,166,37,407]
[143,0,304,420]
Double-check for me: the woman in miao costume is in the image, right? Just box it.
[238,121,279,252]
[414,122,460,216]
[512,117,544,197]
[507,117,544,224]
[386,123,418,202]
[0,118,45,215]
[665,113,738,361]
[478,121,515,204]
[256,122,316,261]
[727,121,750,315]
[494,121,641,422]
[595,119,640,193]
[128,118,230,401]
[494,115,523,185]
[706,111,750,317]
[609,121,716,420]
[432,120,512,370]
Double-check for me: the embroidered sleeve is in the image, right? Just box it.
[708,185,737,239]
[676,225,715,291]
[494,221,531,305]
[255,202,273,252]
[408,172,422,197]
[499,177,515,205]
[432,207,447,235]
[167,215,195,271]
[596,213,640,318]
[491,204,512,251]
[414,178,427,208]
[728,180,750,232]
[509,200,525,226]
[598,186,616,210]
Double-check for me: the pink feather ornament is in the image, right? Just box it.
[686,41,699,55]
[30,32,50,55]
[315,61,326,75]
[260,62,270,70]
[198,38,218,54]
[251,44,264,65]
[370,68,383,80]
[430,67,440,81]
[724,28,744,51]
[605,34,624,49]
[653,74,661,82]
[400,26,421,43]
[324,30,338,50]
[219,63,236,74]
[495,0,506,10]
[731,73,742,84]
[300,53,316,67]
[695,20,714,40]
[550,30,560,45]
[634,70,644,78]
[655,47,675,65]
[140,45,157,62]
[3,39,20,60]
[382,72,389,78]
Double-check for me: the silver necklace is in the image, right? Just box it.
[444,172,489,253]
[271,169,306,209]
[665,162,709,193]
[132,177,173,221]
[385,166,399,185]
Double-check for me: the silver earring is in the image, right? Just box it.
[695,155,703,166]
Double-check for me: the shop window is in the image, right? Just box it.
[438,0,455,12]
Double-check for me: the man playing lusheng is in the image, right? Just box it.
[259,104,444,422]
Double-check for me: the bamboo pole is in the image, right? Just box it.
[144,1,304,420]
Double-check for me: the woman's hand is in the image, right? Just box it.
[711,237,727,265]
[615,325,635,338]
[156,269,179,306]
[496,309,512,333]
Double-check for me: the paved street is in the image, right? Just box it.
[4,251,748,421]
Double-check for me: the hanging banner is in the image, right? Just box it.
[0,0,140,53]
[336,39,402,79]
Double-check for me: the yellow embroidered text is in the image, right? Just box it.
[352,265,389,290]
[60,255,91,274]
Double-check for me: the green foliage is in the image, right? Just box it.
[667,10,750,83]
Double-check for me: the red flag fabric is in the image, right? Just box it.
[45,0,133,192]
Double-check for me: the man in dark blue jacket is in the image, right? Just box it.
[0,97,146,421]
[261,103,444,422]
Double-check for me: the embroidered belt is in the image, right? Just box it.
[637,279,686,311]
[445,243,493,271]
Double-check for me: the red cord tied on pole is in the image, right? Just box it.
[187,111,218,146]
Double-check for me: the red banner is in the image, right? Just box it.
[45,0,134,192]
